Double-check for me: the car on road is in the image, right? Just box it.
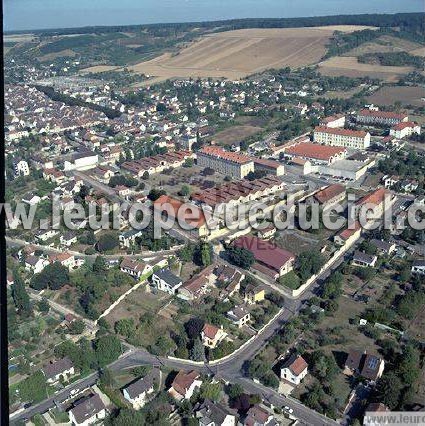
[284,406,294,414]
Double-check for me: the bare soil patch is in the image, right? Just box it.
[318,56,414,82]
[79,65,120,74]
[367,85,425,107]
[38,49,76,62]
[212,125,263,146]
[128,26,374,81]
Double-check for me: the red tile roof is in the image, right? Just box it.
[233,235,295,272]
[171,370,200,397]
[392,121,417,130]
[358,109,407,120]
[339,221,361,240]
[199,146,252,165]
[356,188,388,207]
[202,323,220,340]
[154,195,206,228]
[314,126,368,138]
[286,142,346,161]
[313,184,346,204]
[288,355,308,376]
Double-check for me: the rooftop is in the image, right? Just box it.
[199,146,253,165]
[314,126,368,138]
[233,235,295,272]
[285,142,346,161]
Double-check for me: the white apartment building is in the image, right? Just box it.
[196,146,254,179]
[314,126,370,150]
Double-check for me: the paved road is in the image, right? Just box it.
[72,171,121,203]
[5,236,180,259]
[10,224,352,425]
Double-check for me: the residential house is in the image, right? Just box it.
[119,229,143,248]
[60,232,78,247]
[14,159,30,177]
[201,323,228,349]
[389,121,421,139]
[280,354,308,386]
[123,369,159,410]
[344,350,385,383]
[195,399,237,426]
[352,251,377,268]
[227,305,251,328]
[42,357,75,384]
[334,221,362,246]
[214,265,244,298]
[243,284,265,305]
[257,224,276,240]
[178,266,215,301]
[244,405,278,426]
[370,239,396,256]
[411,260,425,276]
[120,258,152,279]
[35,228,59,242]
[25,255,49,274]
[49,253,77,270]
[319,114,346,128]
[153,195,212,239]
[152,268,183,295]
[232,235,296,280]
[68,394,106,426]
[168,370,202,401]
[311,184,346,209]
[22,192,41,205]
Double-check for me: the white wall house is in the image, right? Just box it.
[280,354,308,386]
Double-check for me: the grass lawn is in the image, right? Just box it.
[50,408,70,423]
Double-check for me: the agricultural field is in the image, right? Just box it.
[367,85,425,107]
[318,56,414,82]
[128,26,373,81]
[211,125,263,146]
[343,34,423,57]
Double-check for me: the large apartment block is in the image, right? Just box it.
[196,146,254,179]
[356,109,408,126]
[313,126,370,150]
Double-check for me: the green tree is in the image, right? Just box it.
[147,188,166,201]
[112,409,146,426]
[37,297,50,313]
[375,372,403,409]
[190,338,205,361]
[228,383,244,400]
[30,262,69,291]
[114,318,135,338]
[200,382,222,402]
[178,185,190,197]
[96,233,119,252]
[94,335,122,367]
[92,256,107,274]
[12,270,32,317]
[225,246,255,269]
[68,319,86,335]
[99,368,115,387]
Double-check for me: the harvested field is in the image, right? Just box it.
[128,26,373,81]
[212,125,263,146]
[318,56,414,82]
[367,85,425,107]
[79,65,120,74]
[410,47,425,57]
[38,49,76,62]
[343,35,423,57]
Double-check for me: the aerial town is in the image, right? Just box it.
[3,9,425,426]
